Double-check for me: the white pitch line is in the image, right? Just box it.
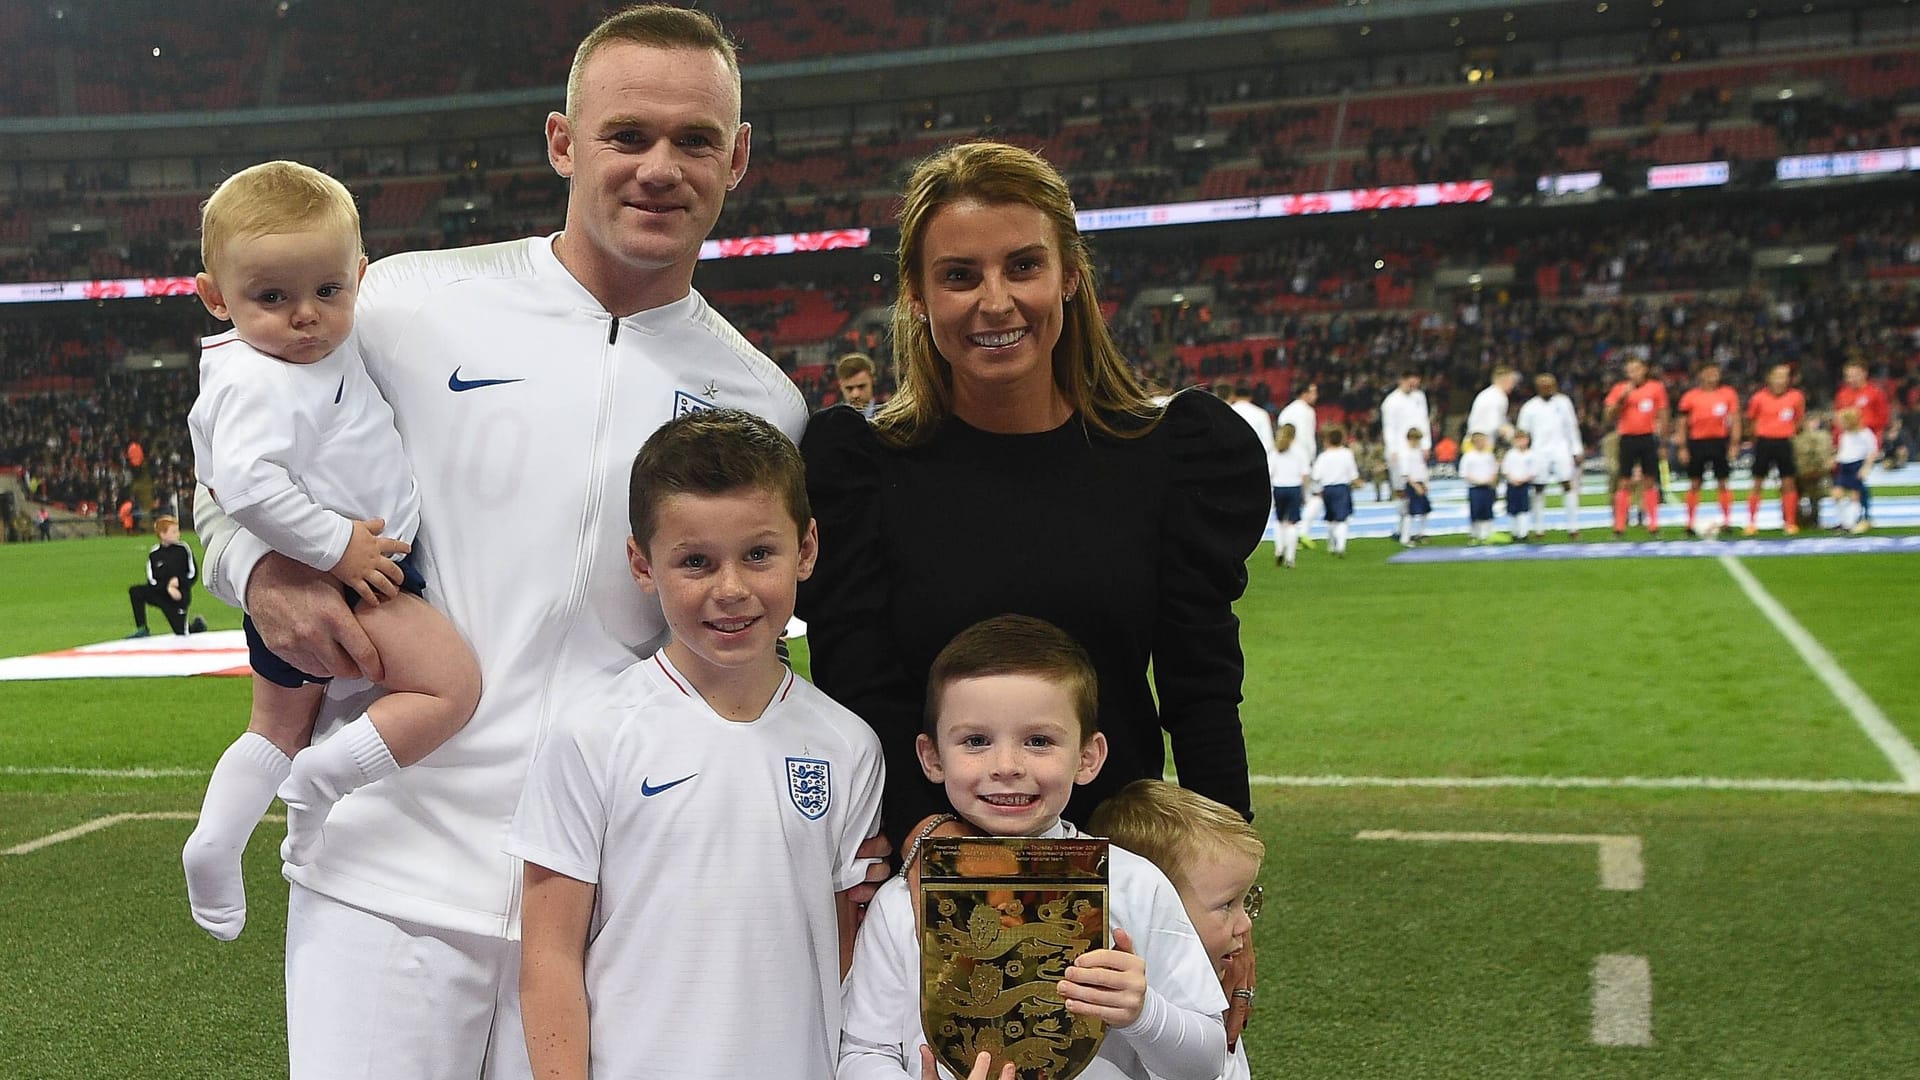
[1719,555,1920,789]
[1355,830,1644,891]
[1591,954,1654,1047]
[2,810,284,856]
[0,765,204,779]
[1249,773,1912,794]
[3,811,196,855]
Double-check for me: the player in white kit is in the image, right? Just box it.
[1380,371,1431,544]
[193,9,881,1078]
[1278,382,1321,544]
[1467,366,1519,450]
[1514,373,1585,538]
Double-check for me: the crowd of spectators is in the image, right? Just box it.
[1,368,196,519]
[7,222,1915,535]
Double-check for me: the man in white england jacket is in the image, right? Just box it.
[1515,372,1586,537]
[196,8,877,1079]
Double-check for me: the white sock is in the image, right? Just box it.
[279,715,400,868]
[1414,514,1427,537]
[1331,520,1349,552]
[1399,514,1412,544]
[1530,491,1545,535]
[1510,516,1524,538]
[1280,523,1297,563]
[183,732,292,941]
[1394,499,1409,540]
[1567,489,1582,533]
[1302,496,1323,538]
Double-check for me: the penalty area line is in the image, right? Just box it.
[0,765,205,779]
[4,811,284,856]
[1718,554,1920,789]
[1247,773,1912,794]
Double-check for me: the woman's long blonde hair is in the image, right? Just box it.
[874,141,1163,447]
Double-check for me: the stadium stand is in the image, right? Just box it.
[3,0,1919,530]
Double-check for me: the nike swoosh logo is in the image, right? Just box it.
[640,774,697,797]
[448,368,526,392]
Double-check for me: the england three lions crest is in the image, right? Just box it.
[673,389,716,417]
[786,757,831,820]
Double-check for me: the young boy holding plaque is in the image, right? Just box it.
[838,614,1228,1080]
[510,410,885,1080]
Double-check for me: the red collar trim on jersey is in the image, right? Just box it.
[652,653,690,697]
[653,652,796,705]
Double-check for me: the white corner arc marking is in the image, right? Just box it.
[1718,555,1920,788]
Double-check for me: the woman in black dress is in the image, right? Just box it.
[798,141,1269,842]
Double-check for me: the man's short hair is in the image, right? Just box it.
[567,3,740,122]
[627,408,808,551]
[1087,779,1263,891]
[925,615,1098,741]
[200,161,360,279]
[836,353,875,381]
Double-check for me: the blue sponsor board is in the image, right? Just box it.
[1389,535,1920,564]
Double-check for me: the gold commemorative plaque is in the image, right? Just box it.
[919,836,1109,1080]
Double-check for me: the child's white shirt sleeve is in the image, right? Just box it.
[504,716,608,884]
[835,728,887,892]
[838,879,917,1080]
[1109,849,1229,1080]
[190,349,355,572]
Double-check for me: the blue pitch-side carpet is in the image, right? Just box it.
[1387,534,1920,564]
[1262,463,1920,543]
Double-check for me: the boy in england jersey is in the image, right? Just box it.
[510,409,884,1080]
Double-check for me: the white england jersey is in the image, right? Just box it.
[1269,449,1305,487]
[840,823,1227,1080]
[1229,399,1278,480]
[1277,398,1318,469]
[202,235,808,934]
[1460,450,1499,486]
[1393,446,1430,486]
[1311,447,1360,488]
[508,654,882,1080]
[190,330,419,572]
[1501,448,1536,485]
[1380,388,1430,449]
[1516,393,1583,482]
[1467,385,1510,441]
[1837,428,1877,466]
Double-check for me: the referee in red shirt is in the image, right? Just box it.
[1603,357,1669,537]
[1834,359,1891,443]
[1745,363,1808,535]
[1676,360,1741,534]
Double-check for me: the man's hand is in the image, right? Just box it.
[328,518,410,605]
[1677,444,1690,465]
[847,831,894,921]
[1060,926,1147,1027]
[248,552,383,682]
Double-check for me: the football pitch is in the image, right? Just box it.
[2,534,1917,1078]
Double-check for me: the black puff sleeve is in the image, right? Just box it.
[1151,389,1271,820]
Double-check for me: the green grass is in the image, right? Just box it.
[3,534,1919,1078]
